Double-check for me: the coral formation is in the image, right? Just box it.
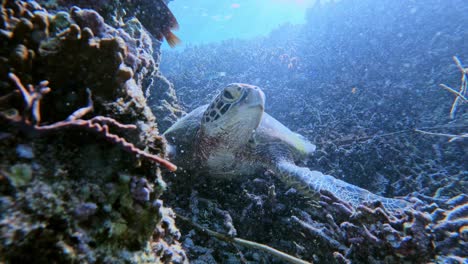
[5,73,176,171]
[41,0,185,131]
[1,0,465,263]
[0,0,185,262]
[165,169,467,263]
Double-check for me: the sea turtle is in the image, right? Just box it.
[164,83,408,211]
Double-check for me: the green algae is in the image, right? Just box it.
[9,163,33,187]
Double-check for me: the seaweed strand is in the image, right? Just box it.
[176,213,313,264]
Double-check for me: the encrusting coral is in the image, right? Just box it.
[0,0,185,262]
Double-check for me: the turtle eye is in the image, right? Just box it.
[223,90,234,100]
[222,85,242,102]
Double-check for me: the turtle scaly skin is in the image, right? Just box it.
[164,83,408,212]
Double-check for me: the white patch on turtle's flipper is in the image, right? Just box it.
[258,113,316,157]
[292,132,316,155]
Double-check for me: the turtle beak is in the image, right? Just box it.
[244,85,265,110]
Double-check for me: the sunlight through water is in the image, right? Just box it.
[163,0,317,49]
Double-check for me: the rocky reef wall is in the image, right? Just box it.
[0,0,185,262]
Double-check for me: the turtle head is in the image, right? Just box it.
[201,83,265,145]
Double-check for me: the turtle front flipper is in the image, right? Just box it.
[275,160,409,213]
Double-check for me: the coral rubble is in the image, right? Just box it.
[160,0,467,263]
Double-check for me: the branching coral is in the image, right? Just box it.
[165,156,466,263]
[442,56,468,119]
[4,73,177,171]
[289,189,468,263]
[416,56,467,142]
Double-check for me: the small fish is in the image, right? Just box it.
[205,72,227,81]
[155,0,181,47]
[133,0,181,47]
[351,87,357,94]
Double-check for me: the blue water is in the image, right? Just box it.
[164,0,316,49]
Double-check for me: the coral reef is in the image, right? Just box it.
[28,0,184,130]
[53,0,179,43]
[0,0,185,262]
